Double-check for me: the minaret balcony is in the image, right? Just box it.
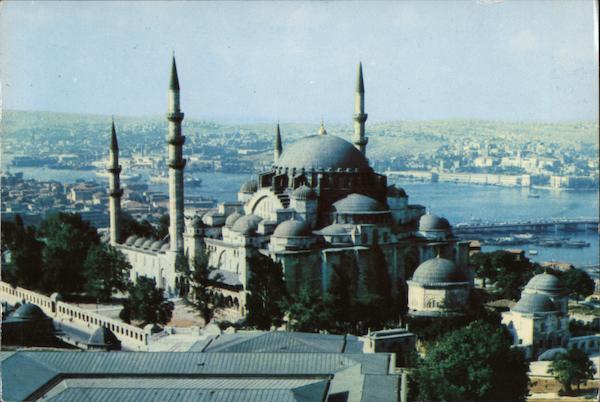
[109,189,124,198]
[168,135,186,146]
[168,159,187,170]
[166,112,184,122]
[353,112,368,123]
[106,165,122,174]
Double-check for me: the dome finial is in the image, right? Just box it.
[319,119,327,135]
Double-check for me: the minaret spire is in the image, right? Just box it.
[352,62,368,156]
[319,119,327,136]
[166,55,186,253]
[274,122,283,163]
[107,119,123,245]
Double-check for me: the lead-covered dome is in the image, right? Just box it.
[525,273,565,295]
[292,185,317,200]
[273,219,312,238]
[88,326,121,350]
[331,193,387,214]
[513,293,557,314]
[225,212,243,228]
[240,180,258,194]
[125,235,138,246]
[275,135,371,172]
[10,303,47,321]
[419,214,451,231]
[231,214,263,235]
[412,257,466,285]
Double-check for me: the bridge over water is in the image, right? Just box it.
[453,217,599,234]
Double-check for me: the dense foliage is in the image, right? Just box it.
[549,348,597,394]
[246,254,288,330]
[411,321,530,402]
[83,243,131,302]
[471,251,537,300]
[1,215,44,289]
[176,251,224,324]
[119,276,174,326]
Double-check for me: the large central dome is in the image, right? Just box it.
[275,135,370,172]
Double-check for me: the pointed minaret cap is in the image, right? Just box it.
[318,119,327,136]
[169,53,180,90]
[110,117,118,151]
[356,62,365,93]
[275,122,282,149]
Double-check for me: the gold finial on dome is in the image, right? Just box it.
[319,119,327,136]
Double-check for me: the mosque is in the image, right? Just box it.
[107,57,472,316]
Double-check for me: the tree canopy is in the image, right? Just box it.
[284,285,328,333]
[246,254,288,330]
[549,348,597,395]
[561,268,595,302]
[1,215,44,289]
[471,251,537,300]
[412,321,530,402]
[83,243,131,302]
[39,212,100,293]
[119,276,174,326]
[176,251,224,324]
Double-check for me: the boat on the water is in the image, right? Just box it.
[95,171,141,181]
[528,250,538,255]
[150,174,202,187]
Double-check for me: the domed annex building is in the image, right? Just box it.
[108,58,471,316]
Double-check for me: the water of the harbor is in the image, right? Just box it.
[5,166,599,267]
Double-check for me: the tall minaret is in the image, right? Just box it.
[274,122,283,163]
[352,62,368,156]
[107,118,123,245]
[167,55,186,253]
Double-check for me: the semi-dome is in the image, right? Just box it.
[525,273,565,295]
[318,223,353,236]
[231,214,263,235]
[225,212,242,228]
[125,235,138,246]
[88,326,121,349]
[142,239,154,249]
[150,240,163,251]
[273,219,312,238]
[160,243,170,252]
[419,214,451,231]
[412,257,466,285]
[275,135,371,172]
[133,237,146,247]
[10,303,47,321]
[240,180,258,194]
[292,185,317,200]
[331,194,387,214]
[513,293,557,314]
[387,185,407,198]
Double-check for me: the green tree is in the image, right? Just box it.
[1,215,44,289]
[323,254,358,333]
[474,251,536,300]
[39,213,100,293]
[176,251,224,324]
[412,321,530,402]
[561,268,595,302]
[549,348,597,395]
[83,243,132,302]
[285,285,328,333]
[156,214,170,240]
[120,276,174,326]
[356,246,394,331]
[470,252,495,288]
[119,211,156,240]
[246,254,288,330]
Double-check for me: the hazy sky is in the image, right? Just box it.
[1,1,598,123]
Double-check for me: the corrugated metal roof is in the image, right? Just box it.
[204,331,347,354]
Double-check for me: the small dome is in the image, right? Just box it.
[88,326,121,348]
[419,214,451,231]
[538,347,568,361]
[50,292,63,302]
[331,194,387,214]
[11,303,47,321]
[142,239,154,249]
[387,185,407,198]
[240,180,258,194]
[150,240,163,251]
[513,293,557,314]
[292,185,317,200]
[525,273,564,294]
[125,235,138,246]
[412,257,466,285]
[225,212,242,228]
[133,237,146,247]
[273,219,312,238]
[231,214,263,235]
[160,243,170,252]
[319,223,353,236]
